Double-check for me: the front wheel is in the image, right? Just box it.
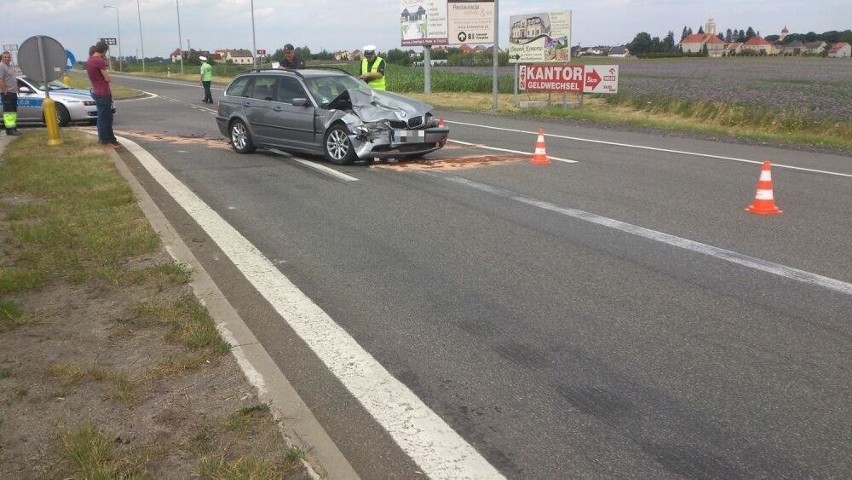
[229,119,255,153]
[46,103,71,127]
[323,124,357,165]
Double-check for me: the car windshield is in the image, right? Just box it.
[26,78,73,91]
[303,75,370,108]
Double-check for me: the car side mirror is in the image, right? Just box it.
[292,97,310,107]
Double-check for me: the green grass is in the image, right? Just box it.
[0,131,161,294]
[0,299,29,331]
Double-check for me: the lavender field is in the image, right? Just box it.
[442,57,852,122]
[607,57,852,122]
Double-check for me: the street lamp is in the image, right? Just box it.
[136,0,145,72]
[175,0,184,75]
[250,0,257,69]
[103,5,122,72]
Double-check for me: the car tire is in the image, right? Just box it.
[229,119,256,153]
[323,124,357,165]
[51,104,71,127]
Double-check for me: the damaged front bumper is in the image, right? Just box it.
[349,124,450,159]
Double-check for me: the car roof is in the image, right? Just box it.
[238,68,353,80]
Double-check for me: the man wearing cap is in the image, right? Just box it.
[359,45,386,90]
[199,55,213,103]
[281,44,305,69]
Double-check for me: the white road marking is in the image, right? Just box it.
[268,148,359,181]
[120,136,504,480]
[446,120,852,178]
[448,139,577,163]
[444,175,852,297]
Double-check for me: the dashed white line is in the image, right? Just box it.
[444,175,852,297]
[446,120,852,178]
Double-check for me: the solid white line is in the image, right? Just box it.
[448,139,577,163]
[445,175,852,297]
[268,148,359,181]
[120,137,504,479]
[446,120,852,178]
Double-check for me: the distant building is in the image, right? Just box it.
[680,33,725,57]
[827,42,851,58]
[781,40,802,56]
[608,45,630,57]
[741,36,775,55]
[215,49,253,65]
[802,41,827,55]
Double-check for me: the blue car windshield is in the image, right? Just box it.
[304,75,370,108]
[29,79,72,91]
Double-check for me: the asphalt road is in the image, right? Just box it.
[106,72,851,479]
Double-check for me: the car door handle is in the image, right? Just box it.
[272,106,284,111]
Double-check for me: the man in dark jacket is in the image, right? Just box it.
[280,44,305,69]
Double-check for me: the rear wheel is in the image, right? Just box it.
[323,124,357,165]
[229,119,255,153]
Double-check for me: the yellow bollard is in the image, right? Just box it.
[42,97,63,146]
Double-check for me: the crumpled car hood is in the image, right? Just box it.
[327,88,432,123]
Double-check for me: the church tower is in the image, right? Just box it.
[705,19,717,35]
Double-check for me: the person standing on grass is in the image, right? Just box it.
[86,41,118,146]
[0,51,21,136]
[200,55,213,103]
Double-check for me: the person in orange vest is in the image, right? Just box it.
[359,45,386,90]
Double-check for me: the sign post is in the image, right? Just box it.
[18,35,66,145]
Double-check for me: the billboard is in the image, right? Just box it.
[401,0,494,46]
[519,64,619,93]
[448,0,494,45]
[401,0,448,46]
[508,11,571,63]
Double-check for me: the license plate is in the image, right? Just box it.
[392,129,425,143]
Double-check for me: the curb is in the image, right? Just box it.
[107,136,360,480]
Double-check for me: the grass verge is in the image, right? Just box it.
[0,130,310,478]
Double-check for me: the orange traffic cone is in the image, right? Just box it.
[530,129,549,165]
[745,160,782,215]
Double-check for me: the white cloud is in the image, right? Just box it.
[1,0,846,60]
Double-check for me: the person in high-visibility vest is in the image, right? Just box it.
[199,56,213,104]
[359,45,386,91]
[0,51,20,136]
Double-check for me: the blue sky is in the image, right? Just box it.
[4,0,848,61]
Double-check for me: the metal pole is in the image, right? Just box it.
[176,0,184,75]
[250,0,257,69]
[103,6,121,71]
[423,45,431,94]
[491,0,499,111]
[136,0,145,72]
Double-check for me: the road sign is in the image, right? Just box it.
[257,49,266,55]
[100,37,117,45]
[519,64,619,93]
[18,35,66,83]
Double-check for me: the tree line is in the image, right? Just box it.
[628,27,852,56]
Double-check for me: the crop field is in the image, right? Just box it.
[392,57,852,123]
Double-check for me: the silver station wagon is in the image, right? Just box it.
[215,68,449,164]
